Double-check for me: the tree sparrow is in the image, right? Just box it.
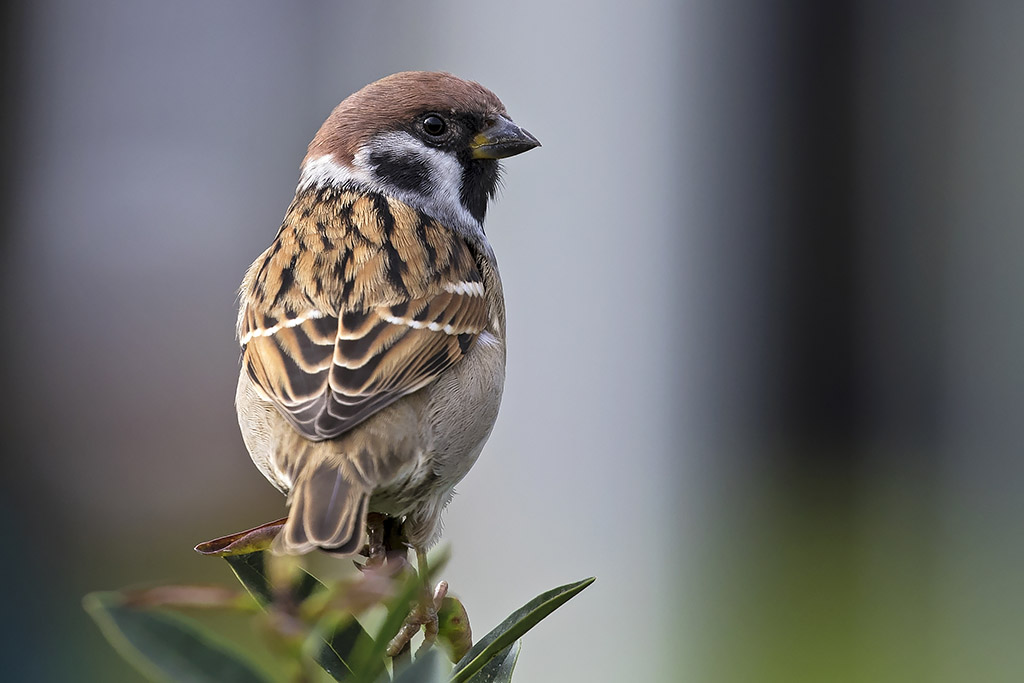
[235,72,539,559]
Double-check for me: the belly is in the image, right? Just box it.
[370,331,506,515]
[237,330,505,517]
[426,331,506,484]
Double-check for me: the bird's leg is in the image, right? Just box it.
[385,548,448,657]
[364,513,386,570]
[418,564,448,653]
[383,515,410,573]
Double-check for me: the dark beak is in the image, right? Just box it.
[470,115,541,159]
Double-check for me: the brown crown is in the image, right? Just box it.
[305,71,507,164]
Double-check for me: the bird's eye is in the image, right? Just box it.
[422,114,447,137]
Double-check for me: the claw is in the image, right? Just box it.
[385,580,449,657]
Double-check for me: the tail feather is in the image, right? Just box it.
[274,463,369,555]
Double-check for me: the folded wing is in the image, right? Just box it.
[239,189,488,441]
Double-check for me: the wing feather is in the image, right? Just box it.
[239,187,486,441]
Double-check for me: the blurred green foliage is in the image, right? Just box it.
[85,541,592,683]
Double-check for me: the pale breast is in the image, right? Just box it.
[235,365,293,494]
[423,330,506,485]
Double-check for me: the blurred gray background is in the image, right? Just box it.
[1,1,1022,682]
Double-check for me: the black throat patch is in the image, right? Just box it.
[460,158,500,224]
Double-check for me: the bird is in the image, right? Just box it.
[234,72,539,562]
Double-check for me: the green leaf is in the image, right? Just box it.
[222,550,373,680]
[194,517,287,556]
[312,615,372,681]
[464,641,519,683]
[392,648,444,683]
[224,551,323,607]
[349,572,424,683]
[224,552,275,605]
[84,591,272,683]
[436,596,473,663]
[450,577,595,683]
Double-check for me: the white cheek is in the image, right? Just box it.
[299,153,373,190]
[361,131,476,226]
[395,139,463,211]
[298,133,483,235]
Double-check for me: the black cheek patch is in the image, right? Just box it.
[369,150,431,195]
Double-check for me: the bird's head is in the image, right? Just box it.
[300,71,540,229]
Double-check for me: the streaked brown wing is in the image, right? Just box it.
[239,189,488,441]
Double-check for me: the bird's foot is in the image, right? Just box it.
[385,580,448,658]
